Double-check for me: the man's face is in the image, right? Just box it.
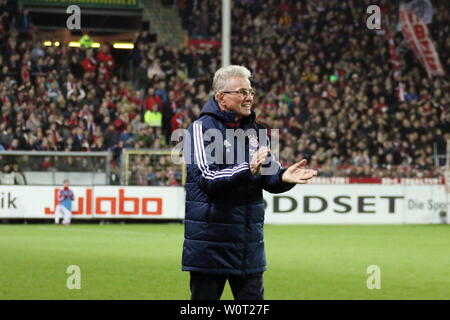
[216,76,254,120]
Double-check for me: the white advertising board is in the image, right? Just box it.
[0,185,448,224]
[0,186,184,219]
[264,185,449,224]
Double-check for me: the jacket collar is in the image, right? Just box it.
[200,96,256,127]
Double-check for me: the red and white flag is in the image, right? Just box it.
[399,3,446,78]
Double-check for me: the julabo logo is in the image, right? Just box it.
[44,189,162,215]
[268,195,405,214]
[0,192,17,209]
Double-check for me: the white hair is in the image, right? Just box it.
[212,65,252,93]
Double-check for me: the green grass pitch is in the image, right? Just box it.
[0,223,449,300]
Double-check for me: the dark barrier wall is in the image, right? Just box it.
[20,0,140,9]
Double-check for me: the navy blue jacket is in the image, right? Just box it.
[182,97,295,275]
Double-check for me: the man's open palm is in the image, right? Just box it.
[282,159,318,184]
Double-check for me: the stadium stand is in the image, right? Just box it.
[0,0,449,185]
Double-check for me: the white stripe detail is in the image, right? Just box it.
[193,122,236,175]
[193,121,249,180]
[195,127,248,179]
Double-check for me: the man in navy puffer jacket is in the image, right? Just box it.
[182,65,318,300]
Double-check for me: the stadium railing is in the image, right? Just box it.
[0,151,111,185]
[121,149,185,186]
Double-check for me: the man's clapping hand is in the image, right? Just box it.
[250,146,270,175]
[282,159,318,184]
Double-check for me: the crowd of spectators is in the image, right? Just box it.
[177,0,450,178]
[127,153,182,186]
[0,0,449,185]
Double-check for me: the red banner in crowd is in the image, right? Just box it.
[188,38,221,48]
[311,177,444,185]
[399,5,446,78]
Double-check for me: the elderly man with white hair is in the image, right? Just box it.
[182,65,317,300]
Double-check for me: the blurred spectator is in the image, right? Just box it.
[82,49,97,73]
[119,124,134,148]
[15,9,33,40]
[97,44,115,72]
[144,105,163,128]
[79,31,93,49]
[104,124,119,150]
[11,161,26,184]
[0,162,16,184]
